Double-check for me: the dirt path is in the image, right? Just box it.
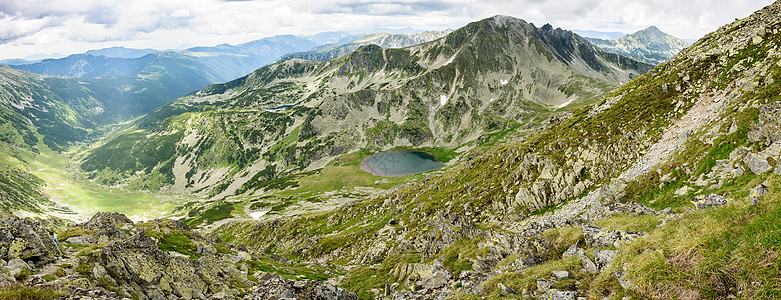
[619,92,726,181]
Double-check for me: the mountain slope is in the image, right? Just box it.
[79,16,652,204]
[281,30,453,62]
[214,1,781,298]
[586,26,689,65]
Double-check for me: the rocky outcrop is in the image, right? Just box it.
[244,273,357,300]
[0,218,60,268]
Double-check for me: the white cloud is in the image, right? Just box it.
[0,0,775,59]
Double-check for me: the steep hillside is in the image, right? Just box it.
[282,30,453,62]
[79,16,652,209]
[587,26,689,65]
[214,1,781,299]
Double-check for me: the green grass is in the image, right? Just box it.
[342,252,421,299]
[0,285,69,300]
[601,175,781,299]
[482,256,580,296]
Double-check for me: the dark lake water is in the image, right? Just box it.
[360,151,445,177]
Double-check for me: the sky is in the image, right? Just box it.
[0,0,775,60]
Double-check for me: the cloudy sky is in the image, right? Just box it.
[0,0,774,59]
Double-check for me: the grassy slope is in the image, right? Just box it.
[214,5,781,298]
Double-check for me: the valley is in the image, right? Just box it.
[0,1,779,299]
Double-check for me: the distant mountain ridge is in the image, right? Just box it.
[281,30,454,62]
[84,46,158,58]
[586,26,689,65]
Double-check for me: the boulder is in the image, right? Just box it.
[546,289,577,300]
[5,258,30,277]
[421,270,451,289]
[244,274,358,300]
[691,194,729,209]
[594,249,616,271]
[0,218,60,266]
[562,244,597,273]
[744,153,772,174]
[78,212,133,230]
[552,270,570,279]
[497,283,518,295]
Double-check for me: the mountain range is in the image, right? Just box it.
[0,1,775,298]
[77,16,652,210]
[586,26,690,65]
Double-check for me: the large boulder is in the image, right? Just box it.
[91,232,250,299]
[78,212,133,230]
[0,218,60,267]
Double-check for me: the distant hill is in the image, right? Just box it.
[281,30,453,62]
[585,26,689,65]
[84,46,158,58]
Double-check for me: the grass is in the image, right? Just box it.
[601,175,781,299]
[434,238,489,276]
[342,252,421,299]
[0,285,69,300]
[481,256,580,296]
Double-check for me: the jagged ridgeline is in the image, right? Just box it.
[216,2,781,298]
[79,15,652,197]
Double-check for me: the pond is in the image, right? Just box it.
[262,105,294,112]
[360,151,445,177]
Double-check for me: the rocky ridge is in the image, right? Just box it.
[586,26,690,65]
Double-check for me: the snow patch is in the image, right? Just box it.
[440,95,448,106]
[250,210,271,219]
[443,56,455,66]
[558,98,575,108]
[500,79,508,85]
[489,98,495,103]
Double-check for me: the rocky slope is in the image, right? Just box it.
[0,212,357,299]
[281,30,454,62]
[210,1,781,299]
[586,26,689,65]
[79,15,652,208]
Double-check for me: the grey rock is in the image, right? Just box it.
[691,194,729,209]
[537,278,553,293]
[552,270,570,279]
[750,184,768,205]
[582,224,645,248]
[614,271,633,290]
[744,153,772,174]
[546,289,577,300]
[594,249,616,271]
[244,274,358,300]
[497,283,518,295]
[65,235,98,245]
[421,270,451,290]
[78,212,133,230]
[5,258,30,277]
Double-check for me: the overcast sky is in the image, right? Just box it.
[0,0,774,60]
